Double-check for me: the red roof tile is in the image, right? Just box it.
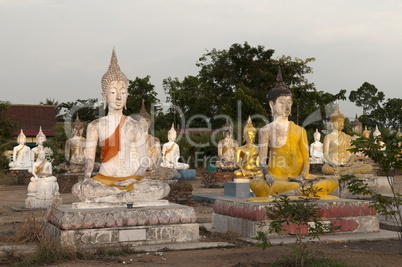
[8,105,57,137]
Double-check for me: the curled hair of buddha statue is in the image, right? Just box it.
[329,107,345,122]
[36,126,46,143]
[101,48,129,93]
[267,68,292,103]
[139,99,151,121]
[243,116,256,138]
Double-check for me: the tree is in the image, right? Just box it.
[164,42,346,129]
[125,76,160,116]
[370,98,402,127]
[348,82,385,115]
[58,98,103,123]
[0,101,18,169]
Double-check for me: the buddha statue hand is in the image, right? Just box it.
[114,179,138,187]
[260,165,274,187]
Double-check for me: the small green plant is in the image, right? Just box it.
[343,133,402,253]
[254,194,339,267]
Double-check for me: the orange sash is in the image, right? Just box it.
[91,173,143,192]
[100,115,127,163]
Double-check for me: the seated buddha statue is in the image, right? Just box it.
[58,114,86,173]
[9,130,32,169]
[72,49,169,203]
[31,127,53,164]
[250,70,338,199]
[160,124,189,170]
[321,107,373,175]
[216,119,238,169]
[233,117,262,179]
[309,129,324,164]
[373,125,386,150]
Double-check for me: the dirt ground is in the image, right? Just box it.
[1,177,402,266]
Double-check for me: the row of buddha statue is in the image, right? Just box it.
[10,48,391,207]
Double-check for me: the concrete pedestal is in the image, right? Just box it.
[47,203,199,249]
[224,181,254,198]
[176,169,197,179]
[212,198,379,238]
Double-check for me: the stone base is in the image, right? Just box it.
[57,173,84,193]
[212,198,379,238]
[333,174,393,199]
[47,203,199,249]
[7,169,31,185]
[224,181,254,198]
[176,169,197,179]
[72,200,169,209]
[166,183,193,204]
[202,171,234,188]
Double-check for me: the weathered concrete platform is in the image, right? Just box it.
[47,203,199,249]
[212,198,379,238]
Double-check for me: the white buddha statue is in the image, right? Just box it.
[25,149,60,208]
[160,124,189,170]
[373,125,386,150]
[216,119,238,169]
[31,127,53,164]
[9,130,32,169]
[309,129,324,164]
[72,48,169,203]
[135,100,162,171]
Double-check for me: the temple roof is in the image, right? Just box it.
[7,104,57,137]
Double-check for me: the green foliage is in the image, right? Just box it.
[125,75,160,116]
[254,195,338,267]
[57,98,103,123]
[348,82,385,116]
[0,101,18,170]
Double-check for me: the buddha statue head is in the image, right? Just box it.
[17,129,26,145]
[243,117,257,144]
[168,124,177,142]
[313,128,321,142]
[397,127,402,138]
[351,114,363,134]
[329,107,345,131]
[36,126,46,145]
[139,99,151,132]
[373,125,381,139]
[268,69,293,118]
[101,48,129,111]
[222,118,233,138]
[363,126,371,138]
[72,114,84,137]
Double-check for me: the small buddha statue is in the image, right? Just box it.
[216,119,238,169]
[363,126,371,138]
[396,127,402,138]
[9,129,32,169]
[233,117,262,179]
[322,107,373,175]
[136,100,162,171]
[58,114,86,173]
[351,114,363,140]
[309,129,324,164]
[160,124,189,170]
[373,125,386,150]
[31,127,53,164]
[250,69,338,199]
[25,149,60,209]
[72,48,169,203]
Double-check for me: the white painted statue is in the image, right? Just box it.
[25,149,60,209]
[31,127,53,164]
[160,124,189,170]
[309,129,324,164]
[373,125,386,150]
[216,119,238,169]
[72,48,169,204]
[135,100,162,171]
[58,114,86,173]
[9,130,32,169]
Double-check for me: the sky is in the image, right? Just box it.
[1,0,401,122]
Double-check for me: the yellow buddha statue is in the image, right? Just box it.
[233,117,262,179]
[249,69,338,199]
[322,107,373,175]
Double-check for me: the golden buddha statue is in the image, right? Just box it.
[250,70,338,199]
[322,107,373,175]
[233,117,262,179]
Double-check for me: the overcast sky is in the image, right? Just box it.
[1,0,401,121]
